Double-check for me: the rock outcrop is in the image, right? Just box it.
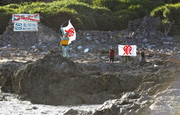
[0,61,23,92]
[150,65,180,115]
[12,49,86,105]
[63,109,92,115]
[92,92,153,115]
[127,15,161,39]
[11,49,122,105]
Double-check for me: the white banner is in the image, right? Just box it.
[118,45,137,56]
[61,20,76,45]
[14,21,38,31]
[12,14,40,22]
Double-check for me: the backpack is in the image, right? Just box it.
[60,36,69,46]
[60,39,69,46]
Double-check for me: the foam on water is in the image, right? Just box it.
[0,92,101,115]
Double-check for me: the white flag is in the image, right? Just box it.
[61,20,76,45]
[118,45,137,56]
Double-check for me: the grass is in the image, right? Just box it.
[0,0,120,34]
[0,0,180,35]
[151,3,180,35]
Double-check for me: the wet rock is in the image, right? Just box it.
[165,37,173,41]
[86,35,92,41]
[121,92,140,100]
[173,47,178,51]
[32,106,38,110]
[92,92,151,115]
[2,46,8,49]
[31,45,36,49]
[0,51,2,56]
[100,56,107,60]
[63,109,91,115]
[153,64,158,67]
[0,61,23,92]
[143,38,148,43]
[26,106,38,110]
[0,94,5,101]
[101,39,106,43]
[149,66,180,115]
[95,40,100,44]
[162,42,173,45]
[136,105,151,115]
[84,48,89,53]
[1,52,11,58]
[146,45,156,49]
[77,46,83,50]
[7,44,11,47]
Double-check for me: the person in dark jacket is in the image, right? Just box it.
[141,49,145,62]
[109,47,115,63]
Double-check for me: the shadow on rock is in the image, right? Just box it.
[0,61,23,93]
[12,49,120,105]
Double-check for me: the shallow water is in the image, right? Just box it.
[0,92,101,115]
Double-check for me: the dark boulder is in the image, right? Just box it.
[12,50,116,105]
[0,61,23,92]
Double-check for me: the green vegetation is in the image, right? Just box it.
[0,1,117,34]
[0,4,19,34]
[151,3,180,35]
[0,0,180,35]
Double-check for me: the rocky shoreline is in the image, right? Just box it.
[0,17,180,114]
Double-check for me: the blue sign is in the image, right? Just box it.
[14,22,38,31]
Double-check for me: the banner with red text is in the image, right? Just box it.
[118,45,137,56]
[61,20,76,45]
[12,14,40,22]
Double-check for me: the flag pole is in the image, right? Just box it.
[60,20,68,36]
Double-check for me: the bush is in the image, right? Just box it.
[151,3,180,35]
[0,0,56,5]
[1,0,177,35]
[0,4,19,34]
[0,1,120,34]
[92,0,165,29]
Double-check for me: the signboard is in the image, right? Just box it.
[118,45,137,56]
[13,22,38,31]
[12,14,40,31]
[12,14,40,22]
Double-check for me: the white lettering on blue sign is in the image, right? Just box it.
[14,22,38,31]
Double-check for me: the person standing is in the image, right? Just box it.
[109,47,115,63]
[60,32,69,57]
[141,49,145,62]
[124,56,131,62]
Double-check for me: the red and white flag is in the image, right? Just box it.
[118,45,137,56]
[12,14,40,23]
[61,20,76,45]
